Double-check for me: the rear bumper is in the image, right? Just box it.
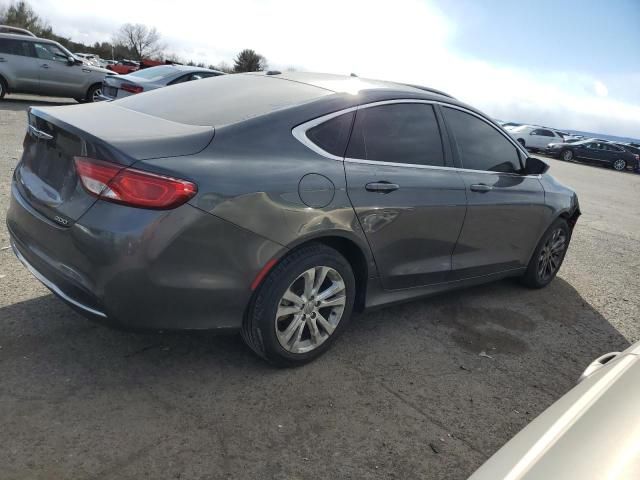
[8,181,284,331]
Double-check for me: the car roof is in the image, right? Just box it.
[169,64,223,74]
[116,71,489,129]
[245,71,456,100]
[0,31,55,44]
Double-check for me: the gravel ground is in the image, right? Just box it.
[1,95,639,480]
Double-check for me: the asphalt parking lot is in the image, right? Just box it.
[1,95,639,480]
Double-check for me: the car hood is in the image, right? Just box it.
[469,341,640,480]
[84,65,112,75]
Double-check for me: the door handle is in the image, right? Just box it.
[40,64,49,69]
[365,181,400,193]
[470,183,493,193]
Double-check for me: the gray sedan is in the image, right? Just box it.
[470,340,640,479]
[7,72,580,366]
[99,64,223,100]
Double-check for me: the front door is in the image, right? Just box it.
[34,42,84,98]
[440,106,548,279]
[344,102,467,289]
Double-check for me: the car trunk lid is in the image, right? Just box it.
[15,102,214,225]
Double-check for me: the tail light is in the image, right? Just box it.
[121,83,144,94]
[74,157,197,209]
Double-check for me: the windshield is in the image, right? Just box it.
[128,65,178,81]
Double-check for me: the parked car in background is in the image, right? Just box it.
[0,28,114,102]
[100,64,224,100]
[74,53,107,68]
[546,140,639,171]
[618,143,640,171]
[7,71,580,366]
[106,59,139,74]
[506,125,565,151]
[501,121,522,128]
[470,340,640,480]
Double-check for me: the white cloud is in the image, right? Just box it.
[29,0,640,137]
[594,80,609,97]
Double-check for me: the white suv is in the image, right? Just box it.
[506,125,565,151]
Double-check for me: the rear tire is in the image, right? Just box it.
[521,218,570,289]
[561,149,573,161]
[242,243,356,367]
[612,159,627,171]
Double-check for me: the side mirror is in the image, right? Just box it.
[525,157,549,175]
[67,56,76,66]
[191,74,202,81]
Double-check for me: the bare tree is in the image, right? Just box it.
[233,49,267,72]
[115,23,163,61]
[214,61,234,73]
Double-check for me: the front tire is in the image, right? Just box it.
[0,76,7,99]
[86,84,102,103]
[242,243,356,367]
[521,218,570,289]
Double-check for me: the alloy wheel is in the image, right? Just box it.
[537,228,567,282]
[562,150,573,161]
[613,159,626,171]
[91,88,102,102]
[275,266,346,354]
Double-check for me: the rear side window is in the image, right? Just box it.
[443,107,522,173]
[0,38,34,57]
[346,103,445,166]
[306,112,354,157]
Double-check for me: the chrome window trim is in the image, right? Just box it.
[11,241,107,318]
[292,98,535,176]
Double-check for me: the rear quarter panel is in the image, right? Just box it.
[137,99,378,275]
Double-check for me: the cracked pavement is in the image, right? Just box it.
[1,96,639,479]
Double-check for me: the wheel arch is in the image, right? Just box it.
[86,81,102,100]
[559,207,581,231]
[260,232,373,312]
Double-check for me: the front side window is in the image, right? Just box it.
[306,112,355,157]
[346,103,445,167]
[442,107,522,173]
[34,43,69,62]
[539,129,554,137]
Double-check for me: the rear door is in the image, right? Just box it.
[33,42,85,97]
[440,106,547,279]
[344,101,467,289]
[0,38,40,93]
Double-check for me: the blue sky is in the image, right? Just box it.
[26,0,640,137]
[438,0,640,104]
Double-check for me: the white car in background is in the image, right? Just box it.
[506,125,565,151]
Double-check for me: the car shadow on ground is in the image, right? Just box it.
[0,276,630,479]
[0,96,75,112]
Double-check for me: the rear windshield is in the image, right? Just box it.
[129,65,178,81]
[116,73,331,127]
